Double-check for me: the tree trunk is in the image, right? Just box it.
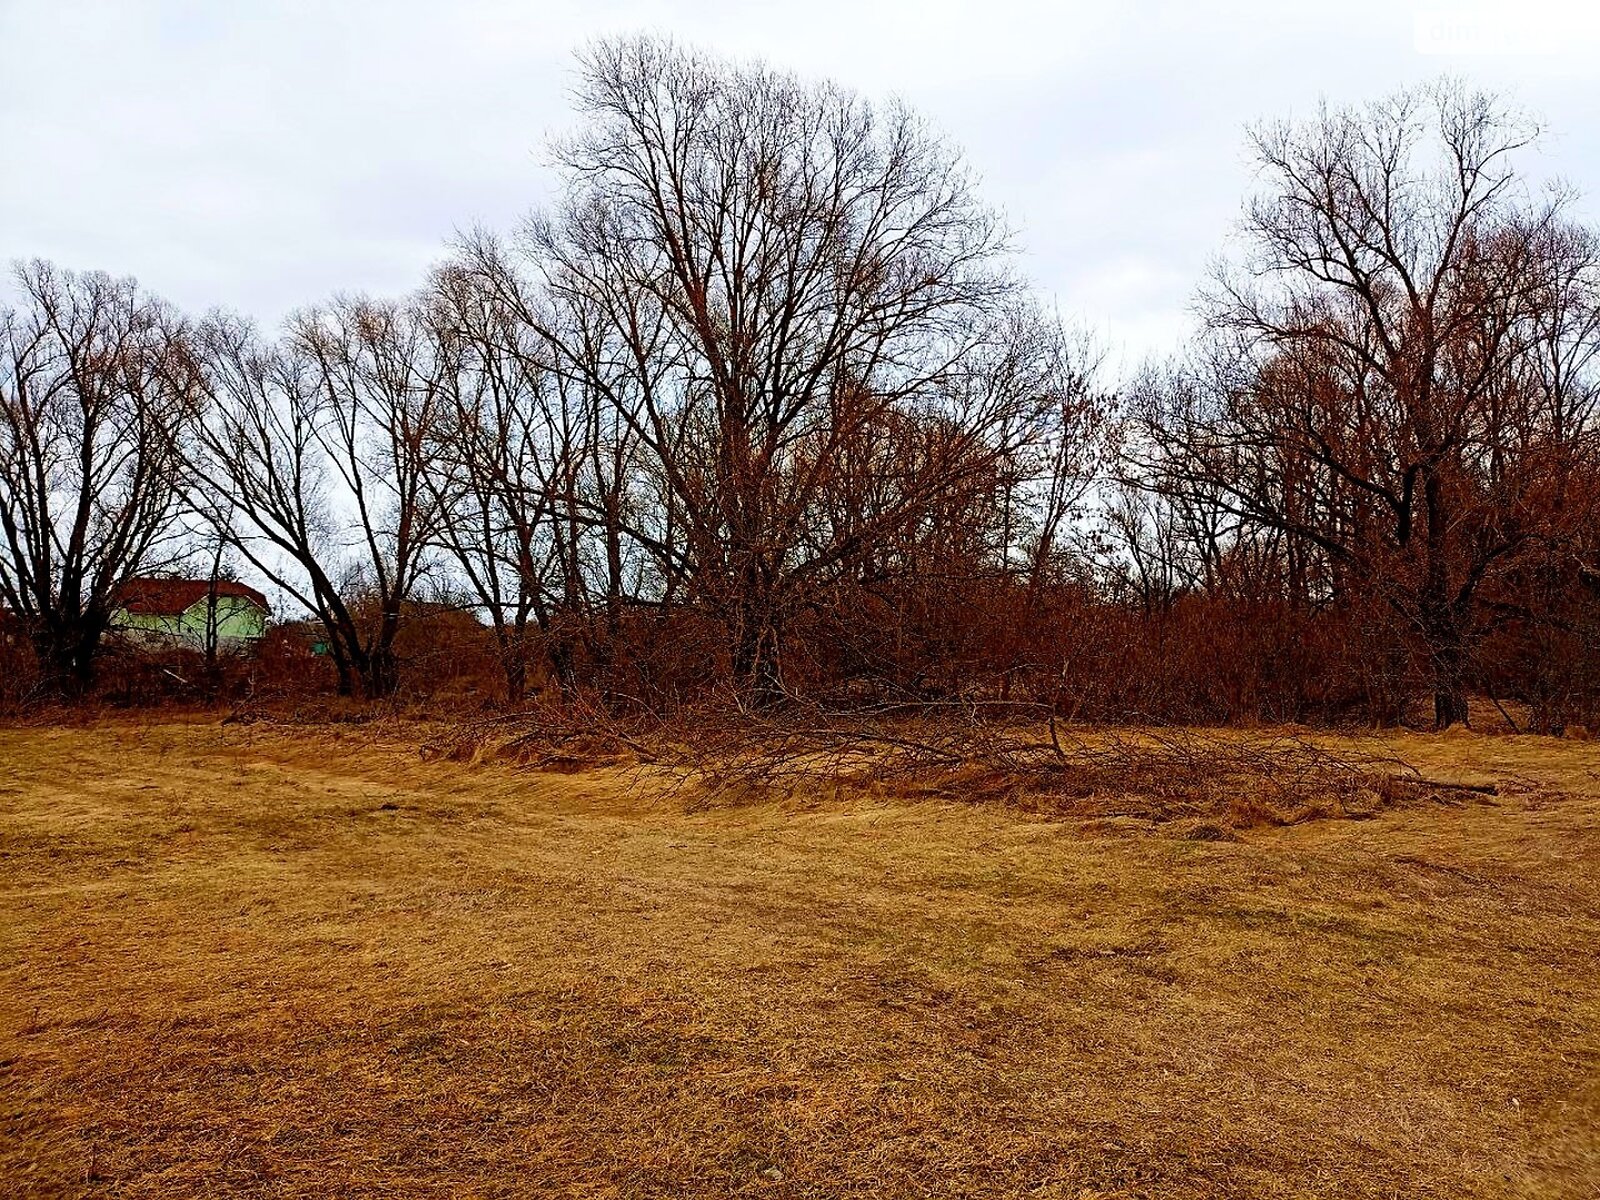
[33,620,103,700]
[1430,635,1470,730]
[732,600,784,707]
[500,632,528,705]
[362,646,400,700]
[325,639,356,698]
[1420,467,1469,730]
[546,634,577,700]
[1419,586,1470,729]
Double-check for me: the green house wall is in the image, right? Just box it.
[115,597,268,645]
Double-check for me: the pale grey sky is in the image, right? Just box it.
[3,1,1597,369]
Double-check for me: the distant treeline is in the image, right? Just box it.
[2,37,1597,729]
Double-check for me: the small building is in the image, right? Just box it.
[112,578,271,653]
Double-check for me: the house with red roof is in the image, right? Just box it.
[112,577,271,653]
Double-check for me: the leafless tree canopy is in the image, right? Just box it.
[1,53,1597,727]
[444,37,1101,701]
[1126,83,1600,728]
[189,299,449,698]
[0,262,195,694]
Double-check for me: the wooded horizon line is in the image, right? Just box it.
[2,37,1597,732]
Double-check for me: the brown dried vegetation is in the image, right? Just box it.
[3,718,1597,1198]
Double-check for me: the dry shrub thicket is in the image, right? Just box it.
[2,42,1599,744]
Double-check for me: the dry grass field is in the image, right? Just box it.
[2,718,1598,1198]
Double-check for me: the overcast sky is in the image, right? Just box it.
[2,1,1597,370]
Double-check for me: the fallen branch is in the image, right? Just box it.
[1391,775,1498,796]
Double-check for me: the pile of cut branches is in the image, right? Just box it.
[424,693,1488,830]
[645,700,1416,827]
[421,696,661,770]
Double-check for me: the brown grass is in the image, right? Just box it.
[2,718,1598,1198]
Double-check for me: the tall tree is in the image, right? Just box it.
[0,262,196,695]
[191,299,446,698]
[423,262,646,701]
[1134,83,1600,727]
[484,35,1091,700]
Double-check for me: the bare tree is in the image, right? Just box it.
[477,35,1094,702]
[424,262,640,701]
[190,299,446,698]
[449,228,676,695]
[1133,83,1600,727]
[0,261,196,695]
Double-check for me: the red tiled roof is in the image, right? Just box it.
[116,577,270,616]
